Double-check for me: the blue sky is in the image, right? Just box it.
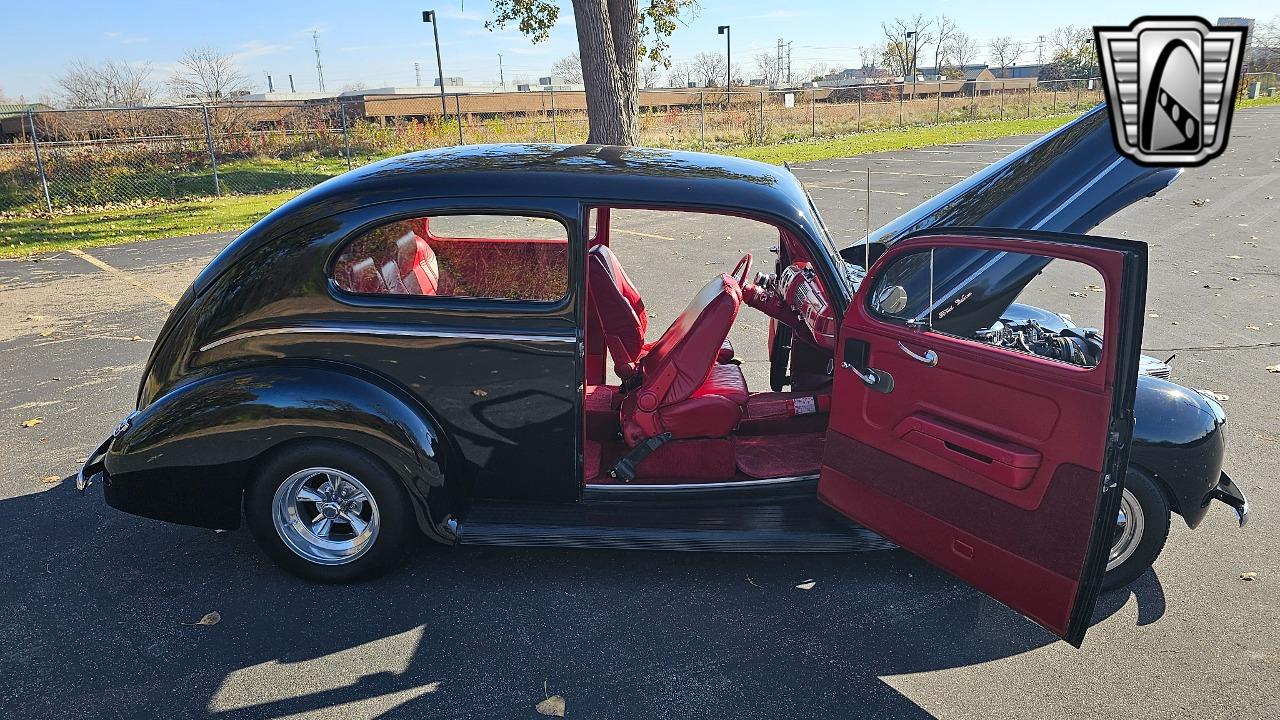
[4,1,1275,101]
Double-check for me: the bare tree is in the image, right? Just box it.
[754,51,781,86]
[489,0,697,145]
[881,15,934,78]
[931,15,958,77]
[805,62,839,82]
[988,36,1025,77]
[168,46,251,101]
[667,60,695,87]
[638,62,661,88]
[1255,16,1280,72]
[551,51,584,84]
[946,31,981,73]
[692,51,726,87]
[857,46,882,76]
[56,59,154,108]
[0,86,10,103]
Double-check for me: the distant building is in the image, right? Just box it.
[0,103,54,142]
[989,64,1044,79]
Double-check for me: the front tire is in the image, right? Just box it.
[1101,466,1171,591]
[245,442,414,582]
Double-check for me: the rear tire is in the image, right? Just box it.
[1101,466,1171,591]
[245,442,414,582]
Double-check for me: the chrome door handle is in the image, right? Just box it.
[897,341,938,367]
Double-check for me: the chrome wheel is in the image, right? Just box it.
[1107,487,1145,572]
[271,467,380,566]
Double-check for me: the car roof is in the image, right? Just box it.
[305,143,806,212]
[194,144,822,295]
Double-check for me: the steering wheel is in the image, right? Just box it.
[730,253,753,287]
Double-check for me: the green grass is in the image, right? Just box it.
[1237,94,1280,110]
[3,102,1276,259]
[727,114,1083,165]
[0,192,296,258]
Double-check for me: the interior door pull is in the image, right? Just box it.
[898,341,938,367]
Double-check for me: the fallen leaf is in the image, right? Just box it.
[1266,365,1280,373]
[1069,291,1087,298]
[187,611,221,626]
[1210,392,1230,402]
[20,418,44,428]
[1190,198,1209,206]
[1148,313,1160,318]
[1240,571,1258,581]
[1226,255,1243,259]
[471,388,488,397]
[535,695,566,717]
[1246,325,1260,331]
[40,475,60,484]
[796,579,817,591]
[130,335,143,342]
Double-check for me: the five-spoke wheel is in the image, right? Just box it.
[246,442,413,582]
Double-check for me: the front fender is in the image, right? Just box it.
[1130,374,1228,529]
[102,364,455,540]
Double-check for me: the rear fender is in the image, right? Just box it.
[102,364,455,540]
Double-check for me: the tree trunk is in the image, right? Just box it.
[571,0,640,145]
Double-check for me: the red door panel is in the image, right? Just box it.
[819,230,1146,646]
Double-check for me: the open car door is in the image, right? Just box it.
[819,228,1147,647]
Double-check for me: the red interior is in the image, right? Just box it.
[333,217,568,301]
[582,207,836,485]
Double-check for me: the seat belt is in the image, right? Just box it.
[608,432,673,482]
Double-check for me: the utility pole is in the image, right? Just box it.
[1037,35,1046,65]
[312,31,326,92]
[266,73,274,93]
[777,38,783,86]
[498,53,505,89]
[786,41,793,86]
[415,62,422,87]
[288,74,295,92]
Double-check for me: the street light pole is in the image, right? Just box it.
[422,10,448,117]
[718,25,731,98]
[905,30,917,100]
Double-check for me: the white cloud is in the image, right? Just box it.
[231,41,293,64]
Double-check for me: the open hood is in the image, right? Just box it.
[840,104,1180,336]
[859,104,1181,248]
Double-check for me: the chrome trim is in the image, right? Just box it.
[199,325,577,352]
[585,474,818,492]
[897,341,938,367]
[1032,156,1126,230]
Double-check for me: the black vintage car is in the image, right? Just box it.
[81,105,1246,647]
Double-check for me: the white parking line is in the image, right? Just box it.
[68,248,178,307]
[805,184,909,196]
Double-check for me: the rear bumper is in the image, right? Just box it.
[1206,471,1249,527]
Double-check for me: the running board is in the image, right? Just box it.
[457,496,896,553]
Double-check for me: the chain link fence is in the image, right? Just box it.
[1,78,1114,215]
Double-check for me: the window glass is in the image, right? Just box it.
[333,214,569,301]
[869,247,1106,368]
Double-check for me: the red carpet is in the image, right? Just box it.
[734,432,826,479]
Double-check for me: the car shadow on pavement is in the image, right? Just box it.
[1,478,1165,719]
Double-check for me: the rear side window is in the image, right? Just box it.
[332,214,569,301]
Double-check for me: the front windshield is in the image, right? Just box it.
[796,176,852,289]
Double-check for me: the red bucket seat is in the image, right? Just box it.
[587,244,734,381]
[620,273,749,447]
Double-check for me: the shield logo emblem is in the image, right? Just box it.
[1095,16,1248,166]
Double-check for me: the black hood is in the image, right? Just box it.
[846,104,1179,336]
[863,104,1180,246]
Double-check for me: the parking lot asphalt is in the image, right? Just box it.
[1,106,1277,719]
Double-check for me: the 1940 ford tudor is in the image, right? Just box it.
[81,105,1246,647]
